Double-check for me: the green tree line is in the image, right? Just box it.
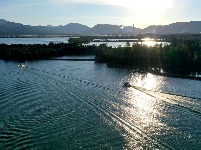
[0,42,96,61]
[95,39,201,74]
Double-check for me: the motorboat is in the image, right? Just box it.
[123,82,131,87]
[18,63,26,69]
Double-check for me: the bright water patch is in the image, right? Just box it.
[0,60,201,149]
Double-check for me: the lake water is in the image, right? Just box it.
[90,41,168,47]
[0,59,201,149]
[0,38,69,45]
[0,37,168,47]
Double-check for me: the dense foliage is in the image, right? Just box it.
[95,40,201,74]
[0,42,96,61]
[68,37,92,44]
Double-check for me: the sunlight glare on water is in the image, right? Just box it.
[120,79,168,149]
[130,73,161,90]
[118,71,188,149]
[143,40,158,47]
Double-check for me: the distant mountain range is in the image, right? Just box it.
[0,19,201,36]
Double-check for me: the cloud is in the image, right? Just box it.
[51,0,105,5]
[51,0,173,8]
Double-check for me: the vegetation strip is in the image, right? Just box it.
[0,36,201,78]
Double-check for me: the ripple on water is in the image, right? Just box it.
[1,62,201,149]
[0,67,125,149]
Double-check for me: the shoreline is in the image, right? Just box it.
[1,57,201,80]
[106,63,201,81]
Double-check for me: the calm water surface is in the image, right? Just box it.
[0,59,201,149]
[0,37,168,47]
[0,38,69,45]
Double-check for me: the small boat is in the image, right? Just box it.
[123,82,131,87]
[18,63,26,69]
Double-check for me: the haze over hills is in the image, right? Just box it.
[0,19,201,36]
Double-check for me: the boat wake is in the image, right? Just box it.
[23,66,201,149]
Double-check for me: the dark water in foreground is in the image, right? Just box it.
[0,59,201,149]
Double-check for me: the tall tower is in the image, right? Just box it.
[133,24,135,36]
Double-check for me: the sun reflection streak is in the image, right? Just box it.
[143,41,157,47]
[133,73,157,90]
[119,86,167,148]
[119,72,171,147]
[128,87,156,120]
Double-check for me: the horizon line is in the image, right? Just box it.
[1,19,201,29]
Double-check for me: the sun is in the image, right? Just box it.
[113,0,174,28]
[132,0,172,16]
[106,0,172,9]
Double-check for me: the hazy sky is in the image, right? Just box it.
[0,0,200,28]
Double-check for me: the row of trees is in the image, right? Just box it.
[95,39,201,74]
